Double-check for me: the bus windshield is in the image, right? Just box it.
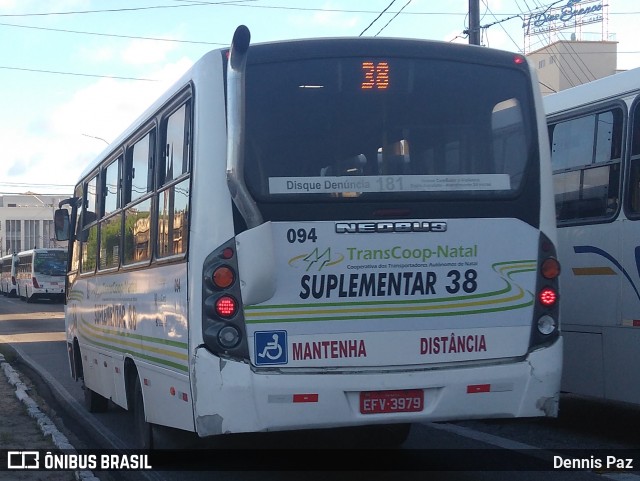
[244,56,534,201]
[33,250,67,276]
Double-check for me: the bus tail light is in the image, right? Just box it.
[215,296,237,317]
[218,325,241,348]
[32,277,40,289]
[212,266,235,289]
[538,287,557,307]
[541,257,560,279]
[202,239,249,360]
[529,233,560,350]
[537,315,557,335]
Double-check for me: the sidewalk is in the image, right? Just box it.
[0,352,97,480]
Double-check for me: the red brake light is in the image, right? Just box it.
[514,55,526,64]
[215,296,237,318]
[32,277,40,289]
[538,287,557,307]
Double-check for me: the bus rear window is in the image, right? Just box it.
[244,57,534,201]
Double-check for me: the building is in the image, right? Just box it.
[528,39,619,95]
[0,193,69,256]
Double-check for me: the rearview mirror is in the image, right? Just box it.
[54,209,70,241]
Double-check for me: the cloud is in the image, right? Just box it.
[0,0,90,13]
[287,2,360,32]
[121,38,180,66]
[2,56,194,195]
[78,45,116,64]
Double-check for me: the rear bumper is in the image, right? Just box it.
[192,337,562,437]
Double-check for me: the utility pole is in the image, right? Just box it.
[469,0,481,45]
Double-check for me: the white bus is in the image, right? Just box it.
[54,26,561,449]
[15,248,67,303]
[0,253,19,297]
[545,67,640,405]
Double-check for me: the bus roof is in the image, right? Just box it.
[544,67,640,116]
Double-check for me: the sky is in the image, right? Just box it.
[1,0,639,196]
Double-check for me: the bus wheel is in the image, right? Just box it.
[134,374,154,450]
[83,381,109,413]
[25,289,32,303]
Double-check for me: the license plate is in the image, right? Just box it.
[360,389,424,414]
[51,282,59,286]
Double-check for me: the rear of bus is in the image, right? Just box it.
[31,249,66,302]
[196,37,561,436]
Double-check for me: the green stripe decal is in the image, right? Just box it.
[77,317,188,372]
[245,259,536,324]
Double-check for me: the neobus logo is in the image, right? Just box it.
[335,221,447,234]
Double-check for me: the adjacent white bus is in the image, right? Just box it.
[15,248,67,303]
[545,67,640,405]
[0,253,19,297]
[54,26,561,449]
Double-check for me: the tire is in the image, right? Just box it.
[25,288,32,303]
[133,374,154,450]
[83,381,109,413]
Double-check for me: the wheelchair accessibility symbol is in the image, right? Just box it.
[255,330,288,365]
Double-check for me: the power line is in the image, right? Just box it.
[0,65,156,81]
[480,1,522,52]
[375,0,412,36]
[0,21,226,46]
[538,80,557,93]
[2,1,637,18]
[0,0,256,17]
[0,181,75,187]
[360,0,397,36]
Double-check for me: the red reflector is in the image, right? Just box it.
[633,320,640,327]
[221,247,234,259]
[293,394,319,403]
[215,296,237,317]
[541,258,560,279]
[213,266,235,289]
[539,287,557,307]
[182,392,188,402]
[467,384,491,393]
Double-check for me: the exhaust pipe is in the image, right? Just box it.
[226,25,263,229]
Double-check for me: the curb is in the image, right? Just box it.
[0,353,100,481]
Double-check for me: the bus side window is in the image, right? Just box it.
[157,100,191,258]
[80,175,98,273]
[70,185,83,273]
[100,155,123,271]
[551,108,623,222]
[125,130,154,205]
[626,102,640,216]
[123,128,155,266]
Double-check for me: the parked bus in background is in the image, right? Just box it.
[545,67,640,406]
[54,25,561,449]
[15,248,67,303]
[0,253,19,297]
